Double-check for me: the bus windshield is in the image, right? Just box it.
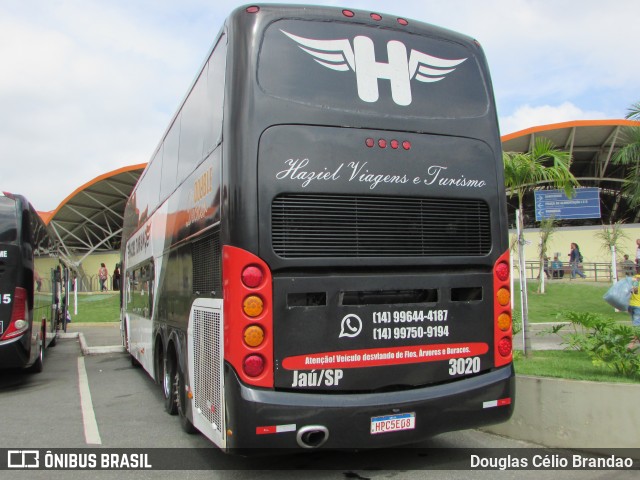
[259,19,489,119]
[0,196,17,242]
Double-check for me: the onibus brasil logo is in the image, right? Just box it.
[281,30,467,106]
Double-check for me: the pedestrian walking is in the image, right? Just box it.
[568,242,586,279]
[99,263,108,291]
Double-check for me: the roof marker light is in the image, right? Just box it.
[402,141,412,150]
[365,138,375,148]
[246,6,259,13]
[378,139,387,149]
[342,9,355,18]
[370,13,382,21]
[397,18,409,26]
[390,140,399,149]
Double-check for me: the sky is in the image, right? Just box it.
[1,0,639,212]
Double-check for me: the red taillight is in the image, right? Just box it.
[495,262,509,282]
[493,251,512,367]
[1,287,28,341]
[223,246,273,387]
[243,355,265,377]
[497,337,512,357]
[241,265,264,288]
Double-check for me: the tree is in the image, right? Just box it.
[611,102,640,208]
[626,101,640,120]
[503,138,578,356]
[536,217,556,294]
[594,221,629,284]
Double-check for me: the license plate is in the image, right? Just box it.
[370,412,416,435]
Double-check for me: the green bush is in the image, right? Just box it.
[553,311,640,378]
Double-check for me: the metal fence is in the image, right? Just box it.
[518,261,631,282]
[68,275,120,293]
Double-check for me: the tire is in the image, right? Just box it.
[28,328,44,374]
[177,369,197,434]
[47,319,56,347]
[163,354,178,415]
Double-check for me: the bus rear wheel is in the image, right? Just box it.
[28,327,44,374]
[163,354,178,415]
[177,369,197,434]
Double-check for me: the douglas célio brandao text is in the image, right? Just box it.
[470,453,635,470]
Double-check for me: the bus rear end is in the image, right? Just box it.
[216,6,514,450]
[221,130,514,449]
[0,193,32,369]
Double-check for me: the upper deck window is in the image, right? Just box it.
[258,20,489,119]
[0,196,18,242]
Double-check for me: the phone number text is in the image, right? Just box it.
[373,325,449,340]
[372,310,448,323]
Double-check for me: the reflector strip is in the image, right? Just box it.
[483,398,511,409]
[256,424,296,435]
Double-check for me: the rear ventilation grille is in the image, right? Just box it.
[192,229,221,295]
[192,307,222,431]
[272,194,491,258]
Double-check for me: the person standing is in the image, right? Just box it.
[568,242,586,279]
[113,264,121,290]
[98,263,108,291]
[620,254,636,277]
[551,255,564,278]
[628,273,640,349]
[635,238,640,273]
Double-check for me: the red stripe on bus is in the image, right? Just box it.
[282,342,489,370]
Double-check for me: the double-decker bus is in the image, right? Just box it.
[0,192,58,372]
[121,4,514,450]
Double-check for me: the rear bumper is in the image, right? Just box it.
[223,363,515,450]
[0,336,30,370]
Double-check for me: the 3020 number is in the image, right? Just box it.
[448,357,480,376]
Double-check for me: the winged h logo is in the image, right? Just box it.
[281,30,467,106]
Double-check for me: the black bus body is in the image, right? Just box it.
[0,192,58,372]
[121,4,514,450]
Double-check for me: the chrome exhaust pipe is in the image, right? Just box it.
[296,425,329,448]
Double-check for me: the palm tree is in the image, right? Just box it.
[503,138,578,356]
[536,217,556,294]
[626,101,640,120]
[611,104,640,208]
[594,221,628,284]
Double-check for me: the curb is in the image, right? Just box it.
[57,332,125,356]
[482,375,640,457]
